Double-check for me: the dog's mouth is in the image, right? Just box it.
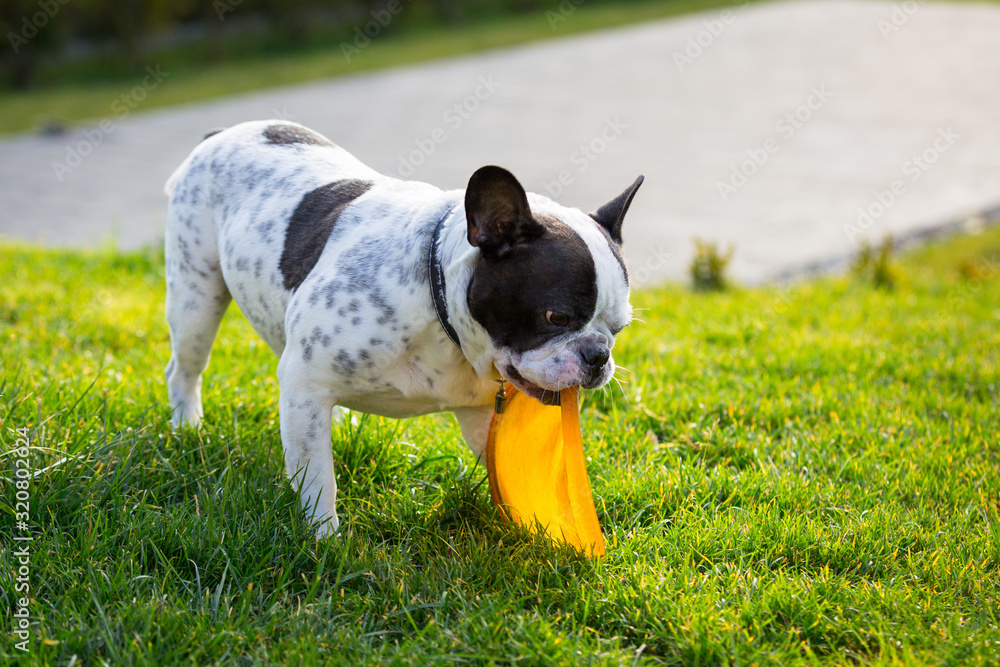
[503,365,564,406]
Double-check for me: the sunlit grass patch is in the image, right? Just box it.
[1,227,999,664]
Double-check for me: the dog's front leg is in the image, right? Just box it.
[277,354,339,538]
[453,405,495,465]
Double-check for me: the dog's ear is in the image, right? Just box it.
[466,166,544,259]
[590,175,644,244]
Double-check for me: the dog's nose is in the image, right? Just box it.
[581,345,610,370]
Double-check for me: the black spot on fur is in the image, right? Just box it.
[263,124,335,147]
[280,180,374,290]
[201,127,226,142]
[468,214,597,354]
[333,349,357,376]
[368,290,396,325]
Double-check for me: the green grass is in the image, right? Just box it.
[1,227,999,665]
[1,0,745,137]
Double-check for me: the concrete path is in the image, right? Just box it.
[2,0,999,284]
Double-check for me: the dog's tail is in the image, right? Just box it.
[164,127,228,197]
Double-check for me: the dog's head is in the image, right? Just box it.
[463,166,643,404]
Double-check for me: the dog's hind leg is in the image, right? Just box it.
[164,184,231,428]
[277,351,340,538]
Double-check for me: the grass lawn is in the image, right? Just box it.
[0,0,744,137]
[1,226,999,665]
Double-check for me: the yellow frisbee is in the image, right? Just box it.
[485,386,605,557]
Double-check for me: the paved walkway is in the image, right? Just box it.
[2,0,999,284]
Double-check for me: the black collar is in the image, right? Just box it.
[428,204,463,351]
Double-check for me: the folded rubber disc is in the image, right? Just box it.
[486,386,605,557]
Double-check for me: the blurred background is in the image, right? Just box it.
[2,0,999,284]
[1,0,555,90]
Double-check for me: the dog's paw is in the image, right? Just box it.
[169,402,204,430]
[169,416,202,431]
[313,515,340,540]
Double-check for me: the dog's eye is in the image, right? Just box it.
[545,310,570,327]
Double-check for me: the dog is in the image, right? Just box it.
[164,120,643,537]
